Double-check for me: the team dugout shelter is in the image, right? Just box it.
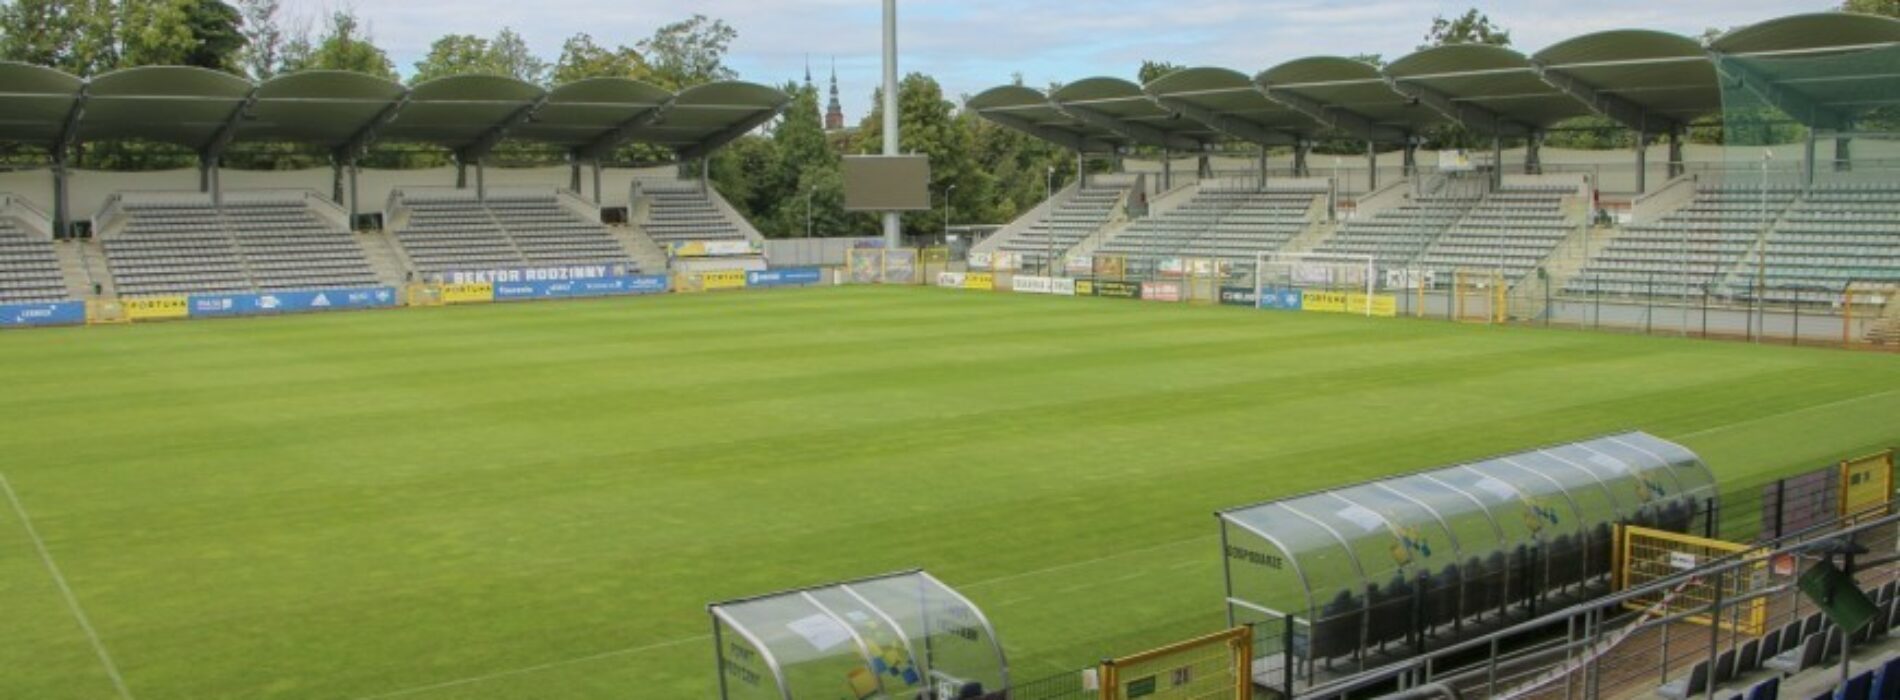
[0,63,791,235]
[1216,431,1717,685]
[969,12,1900,194]
[708,570,1008,700]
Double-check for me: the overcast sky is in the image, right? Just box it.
[281,0,1831,120]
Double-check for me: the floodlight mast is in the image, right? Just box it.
[881,0,901,248]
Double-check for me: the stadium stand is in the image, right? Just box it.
[635,181,750,245]
[102,192,379,296]
[1562,183,1801,299]
[1726,182,1900,302]
[997,186,1124,267]
[1096,185,1322,260]
[1312,190,1484,268]
[1410,184,1582,282]
[0,203,68,303]
[391,188,633,275]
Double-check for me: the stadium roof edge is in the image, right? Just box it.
[0,62,790,158]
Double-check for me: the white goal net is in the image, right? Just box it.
[1253,252,1378,316]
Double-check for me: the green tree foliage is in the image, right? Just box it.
[857,73,1000,237]
[638,14,736,89]
[0,0,81,69]
[1421,8,1511,50]
[290,10,394,79]
[411,28,547,84]
[235,0,282,79]
[1842,0,1899,17]
[1137,60,1183,85]
[1,0,243,74]
[178,0,245,71]
[551,33,649,83]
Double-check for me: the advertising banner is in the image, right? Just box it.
[442,265,621,285]
[0,301,86,328]
[441,283,495,304]
[1346,293,1399,317]
[1156,258,1186,278]
[848,249,882,284]
[883,249,918,284]
[746,268,823,288]
[701,270,748,291]
[1094,257,1126,279]
[1011,275,1052,294]
[963,272,995,291]
[1066,256,1093,276]
[967,251,993,269]
[1051,278,1077,296]
[1094,280,1140,299]
[124,296,190,320]
[1074,279,1094,296]
[1258,287,1304,311]
[1218,287,1258,307]
[493,276,668,301]
[1385,269,1437,291]
[1141,281,1184,302]
[189,287,398,317]
[936,272,966,288]
[670,240,763,258]
[1302,291,1350,313]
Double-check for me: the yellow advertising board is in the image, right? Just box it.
[702,270,748,291]
[123,296,189,321]
[440,283,494,304]
[1301,291,1349,313]
[1841,450,1894,517]
[1074,279,1094,296]
[963,272,995,291]
[1346,293,1400,318]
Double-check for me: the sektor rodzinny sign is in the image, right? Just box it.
[438,265,629,285]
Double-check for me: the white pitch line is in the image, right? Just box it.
[351,634,708,700]
[961,534,1212,589]
[0,472,134,700]
[1675,387,1900,439]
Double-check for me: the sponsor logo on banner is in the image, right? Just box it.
[670,240,763,258]
[1218,287,1258,307]
[1156,258,1186,278]
[1302,291,1350,313]
[966,251,992,269]
[441,283,495,304]
[1051,278,1077,296]
[746,268,822,288]
[1258,287,1304,311]
[1065,256,1093,275]
[1385,269,1436,291]
[1074,279,1094,296]
[963,272,994,291]
[1142,281,1184,302]
[492,275,669,301]
[443,265,619,285]
[1094,280,1140,299]
[936,272,965,288]
[0,301,85,328]
[1011,275,1052,294]
[189,287,398,317]
[1346,293,1400,317]
[124,296,190,320]
[701,270,748,291]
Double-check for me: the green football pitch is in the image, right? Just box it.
[1,285,1896,699]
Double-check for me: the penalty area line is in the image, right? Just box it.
[0,472,135,700]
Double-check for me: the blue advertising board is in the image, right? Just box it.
[491,275,669,301]
[745,268,822,288]
[188,287,398,318]
[1257,287,1304,311]
[0,301,86,328]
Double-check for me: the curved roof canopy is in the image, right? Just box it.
[0,63,790,160]
[973,11,1896,152]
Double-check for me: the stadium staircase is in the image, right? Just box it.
[975,180,1131,269]
[1719,182,1900,305]
[631,179,765,248]
[1310,177,1486,269]
[1094,183,1326,262]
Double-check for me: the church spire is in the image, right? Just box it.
[803,54,813,90]
[825,56,845,131]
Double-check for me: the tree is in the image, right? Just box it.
[235,0,283,79]
[118,0,198,68]
[0,0,78,69]
[1137,60,1183,85]
[296,10,393,79]
[857,73,997,237]
[411,34,493,83]
[638,14,736,89]
[1421,8,1511,50]
[552,33,648,83]
[1842,0,1899,17]
[487,28,547,84]
[178,0,245,72]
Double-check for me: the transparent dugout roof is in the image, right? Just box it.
[709,570,1007,700]
[1218,431,1716,622]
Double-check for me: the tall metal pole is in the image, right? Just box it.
[943,184,955,239]
[1045,167,1055,275]
[880,0,901,248]
[805,188,814,238]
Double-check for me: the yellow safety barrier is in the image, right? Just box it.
[404,284,444,307]
[964,272,995,291]
[701,270,748,291]
[123,296,189,321]
[1841,449,1895,518]
[1616,524,1767,635]
[1098,627,1253,700]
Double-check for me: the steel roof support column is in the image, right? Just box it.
[455,156,468,189]
[1198,153,1212,180]
[475,159,486,202]
[1294,140,1310,178]
[1075,152,1086,190]
[50,159,69,240]
[1258,145,1268,191]
[1490,135,1503,189]
[1526,131,1543,175]
[1162,148,1172,190]
[1836,136,1853,173]
[347,162,359,226]
[331,159,346,205]
[591,159,603,203]
[1404,138,1420,178]
[1633,131,1648,194]
[568,153,582,193]
[1668,129,1685,179]
[1803,131,1818,188]
[1367,141,1379,191]
[50,88,86,240]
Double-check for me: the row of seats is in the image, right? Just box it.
[1662,581,1900,700]
[1096,188,1321,261]
[105,197,377,296]
[1000,187,1124,268]
[394,192,634,275]
[1314,195,1481,268]
[0,216,66,303]
[639,185,749,244]
[1412,188,1579,282]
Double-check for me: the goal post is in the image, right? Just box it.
[1253,252,1378,316]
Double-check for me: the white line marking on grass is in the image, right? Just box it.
[351,634,708,700]
[0,472,135,700]
[1676,388,1900,439]
[962,534,1212,589]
